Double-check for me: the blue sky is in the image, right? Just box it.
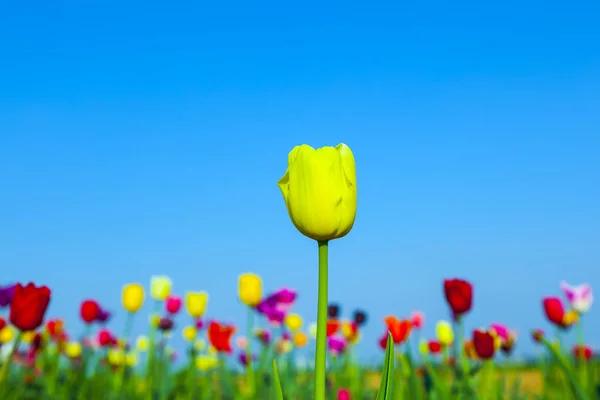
[1,0,599,362]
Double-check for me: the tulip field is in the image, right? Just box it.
[0,143,597,399]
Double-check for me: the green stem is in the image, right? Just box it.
[314,240,329,400]
[0,332,22,382]
[114,312,135,393]
[454,317,470,395]
[246,306,255,397]
[146,300,161,398]
[539,335,590,400]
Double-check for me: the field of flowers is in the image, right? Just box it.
[0,143,597,400]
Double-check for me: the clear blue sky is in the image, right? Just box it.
[1,0,599,362]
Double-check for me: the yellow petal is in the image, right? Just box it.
[183,326,197,342]
[65,341,82,358]
[21,331,36,344]
[435,320,454,346]
[185,292,208,318]
[278,143,357,241]
[293,332,308,348]
[150,275,172,301]
[122,283,145,313]
[195,355,218,371]
[418,339,429,355]
[0,326,15,343]
[284,314,303,332]
[136,336,149,352]
[238,273,262,307]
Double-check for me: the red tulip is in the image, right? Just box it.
[98,328,117,347]
[378,333,388,350]
[443,279,473,318]
[327,319,340,337]
[542,297,568,328]
[573,345,593,361]
[165,295,182,315]
[384,316,411,345]
[472,329,495,360]
[80,300,101,324]
[428,340,442,354]
[0,317,6,331]
[207,321,236,353]
[9,283,51,331]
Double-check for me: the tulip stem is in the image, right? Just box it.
[0,332,21,384]
[314,240,329,400]
[246,306,255,397]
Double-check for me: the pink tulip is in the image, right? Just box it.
[411,311,425,329]
[338,388,351,400]
[165,295,182,315]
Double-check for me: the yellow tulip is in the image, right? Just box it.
[196,355,218,371]
[0,326,15,343]
[278,143,357,241]
[183,326,197,342]
[276,339,293,354]
[149,313,161,328]
[238,273,262,307]
[122,283,145,313]
[293,332,308,348]
[150,275,172,301]
[126,352,138,367]
[185,292,208,318]
[21,331,36,344]
[436,320,454,346]
[285,314,303,332]
[136,336,149,352]
[108,349,125,365]
[65,341,82,358]
[418,339,429,355]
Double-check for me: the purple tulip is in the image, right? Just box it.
[238,352,256,366]
[96,309,111,324]
[0,284,15,308]
[328,336,347,355]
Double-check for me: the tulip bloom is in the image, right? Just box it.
[150,275,172,301]
[472,329,495,360]
[428,340,442,354]
[207,321,236,353]
[278,143,357,242]
[352,309,367,327]
[560,281,593,314]
[573,345,593,361]
[411,311,425,329]
[543,297,577,329]
[293,332,308,347]
[80,300,101,324]
[185,292,208,318]
[165,295,182,315]
[285,314,303,332]
[443,279,473,319]
[238,273,262,307]
[0,284,15,308]
[327,336,347,355]
[9,283,51,332]
[122,283,145,313]
[326,319,340,337]
[384,316,412,344]
[531,329,544,343]
[436,320,454,346]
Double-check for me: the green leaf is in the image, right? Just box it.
[375,332,395,400]
[272,359,284,400]
[539,335,590,400]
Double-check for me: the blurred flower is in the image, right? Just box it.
[98,329,117,347]
[327,319,341,337]
[150,275,172,301]
[418,339,429,355]
[352,309,367,327]
[256,288,297,325]
[255,328,271,345]
[0,318,5,331]
[573,345,593,361]
[0,284,15,308]
[185,292,208,318]
[293,332,308,348]
[122,283,145,313]
[443,279,473,319]
[0,325,15,344]
[411,311,425,329]
[21,330,37,344]
[236,336,248,350]
[65,341,82,358]
[341,321,359,343]
[436,320,454,346]
[126,352,137,367]
[277,143,357,241]
[337,388,350,400]
[196,355,218,371]
[195,319,205,330]
[183,326,197,342]
[158,317,174,332]
[561,281,593,314]
[165,295,182,315]
[207,321,236,353]
[328,336,347,355]
[543,297,577,329]
[328,303,340,319]
[429,340,442,354]
[385,316,411,345]
[10,283,51,332]
[490,323,518,356]
[531,329,544,343]
[194,339,206,351]
[80,300,101,324]
[238,273,262,307]
[108,349,125,366]
[149,313,161,328]
[96,309,111,324]
[464,340,478,360]
[136,336,149,352]
[238,352,256,366]
[308,322,317,338]
[285,314,303,332]
[276,339,293,354]
[473,329,495,360]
